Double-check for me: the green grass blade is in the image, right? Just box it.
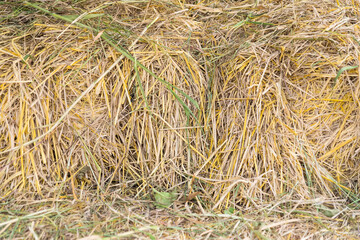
[334,65,358,85]
[134,60,150,111]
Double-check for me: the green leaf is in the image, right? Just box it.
[153,189,177,208]
[144,232,156,240]
[232,19,247,29]
[224,207,235,214]
[247,20,275,26]
[23,54,32,61]
[63,14,105,21]
[317,205,340,218]
[334,65,358,85]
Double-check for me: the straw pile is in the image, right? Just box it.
[1,0,359,239]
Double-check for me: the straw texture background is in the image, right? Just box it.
[1,0,360,239]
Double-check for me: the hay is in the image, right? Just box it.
[1,0,360,239]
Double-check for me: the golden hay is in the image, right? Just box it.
[0,0,359,239]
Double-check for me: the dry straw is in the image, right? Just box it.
[0,0,360,239]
